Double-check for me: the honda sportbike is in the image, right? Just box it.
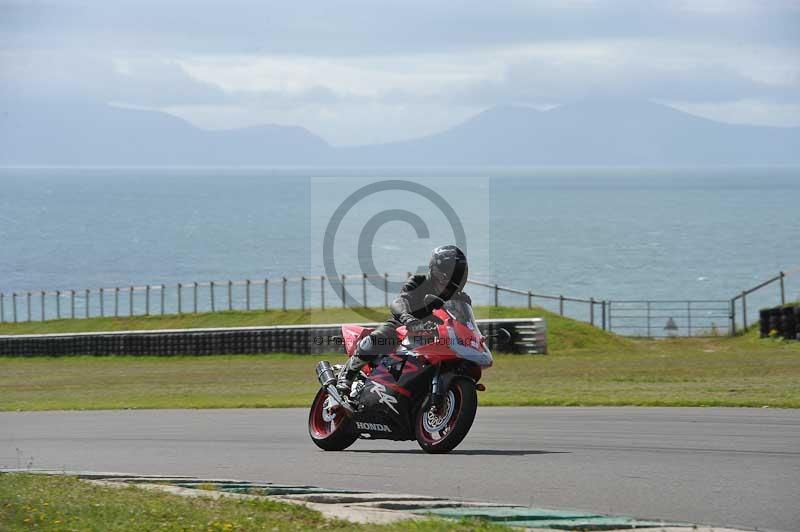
[308,295,506,454]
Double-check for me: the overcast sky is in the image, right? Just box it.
[2,0,799,145]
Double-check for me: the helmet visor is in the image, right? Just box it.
[431,261,468,294]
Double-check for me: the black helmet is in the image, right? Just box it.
[429,245,468,294]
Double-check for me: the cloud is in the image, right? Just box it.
[110,57,230,106]
[176,53,501,99]
[173,39,799,108]
[0,51,229,106]
[2,0,798,54]
[445,41,800,106]
[2,1,798,142]
[667,99,800,127]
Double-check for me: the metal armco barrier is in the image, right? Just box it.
[0,318,546,357]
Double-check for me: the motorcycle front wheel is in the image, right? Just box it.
[415,378,477,454]
[308,388,358,451]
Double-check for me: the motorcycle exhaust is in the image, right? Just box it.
[316,360,336,387]
[315,361,354,416]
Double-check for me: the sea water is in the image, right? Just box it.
[0,166,797,316]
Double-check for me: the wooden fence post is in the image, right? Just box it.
[779,271,786,305]
[741,292,747,330]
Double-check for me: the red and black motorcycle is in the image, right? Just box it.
[309,295,507,454]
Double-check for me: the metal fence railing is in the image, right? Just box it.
[730,269,800,334]
[607,300,732,337]
[601,270,799,337]
[467,280,607,329]
[1,269,797,337]
[0,273,607,329]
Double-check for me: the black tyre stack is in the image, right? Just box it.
[0,319,547,356]
[759,303,800,340]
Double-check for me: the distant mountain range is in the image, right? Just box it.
[2,99,798,166]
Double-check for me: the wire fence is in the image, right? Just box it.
[607,300,731,337]
[730,269,800,333]
[1,269,796,337]
[0,273,607,328]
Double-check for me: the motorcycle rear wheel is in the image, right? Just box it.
[308,388,358,451]
[415,378,477,454]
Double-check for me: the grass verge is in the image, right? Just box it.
[1,328,797,410]
[0,473,505,531]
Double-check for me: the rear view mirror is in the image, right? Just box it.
[488,328,511,343]
[497,328,511,343]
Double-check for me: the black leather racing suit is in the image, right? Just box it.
[357,274,472,362]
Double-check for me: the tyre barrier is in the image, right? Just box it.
[759,304,799,340]
[0,318,546,356]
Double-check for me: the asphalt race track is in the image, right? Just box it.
[2,407,798,531]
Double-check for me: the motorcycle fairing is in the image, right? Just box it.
[351,379,413,439]
[409,305,493,368]
[341,324,372,356]
[445,320,493,367]
[349,354,434,440]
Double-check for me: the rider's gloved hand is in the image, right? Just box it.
[400,313,421,329]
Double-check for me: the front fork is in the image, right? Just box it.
[430,365,443,409]
[430,365,483,409]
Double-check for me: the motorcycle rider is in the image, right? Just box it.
[336,245,471,395]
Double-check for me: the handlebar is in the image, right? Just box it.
[408,316,443,333]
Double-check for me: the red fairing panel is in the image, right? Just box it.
[341,325,372,356]
[410,308,493,367]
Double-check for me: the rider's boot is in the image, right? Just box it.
[336,335,372,396]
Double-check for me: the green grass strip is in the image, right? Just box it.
[0,473,509,531]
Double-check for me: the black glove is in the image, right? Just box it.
[399,313,418,326]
